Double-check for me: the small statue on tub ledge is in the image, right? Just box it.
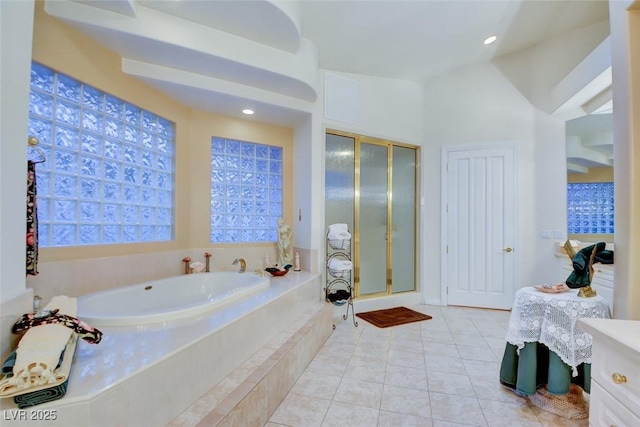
[277,217,293,266]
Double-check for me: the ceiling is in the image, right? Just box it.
[56,0,613,172]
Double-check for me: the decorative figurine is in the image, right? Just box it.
[277,217,293,266]
[294,252,301,271]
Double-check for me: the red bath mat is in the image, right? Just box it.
[356,306,432,328]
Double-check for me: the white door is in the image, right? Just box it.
[442,144,517,309]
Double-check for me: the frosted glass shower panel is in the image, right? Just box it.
[325,134,355,231]
[359,143,389,295]
[391,146,416,293]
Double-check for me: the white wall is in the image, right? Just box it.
[322,70,424,145]
[423,61,567,303]
[610,0,640,320]
[320,70,426,305]
[0,0,36,355]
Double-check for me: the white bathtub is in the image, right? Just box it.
[77,272,270,326]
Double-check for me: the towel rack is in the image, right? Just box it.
[325,228,358,328]
[27,136,46,164]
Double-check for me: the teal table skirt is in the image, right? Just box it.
[499,342,591,396]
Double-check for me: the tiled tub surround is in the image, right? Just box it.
[25,247,308,304]
[1,272,322,426]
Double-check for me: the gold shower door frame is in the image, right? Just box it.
[326,130,420,299]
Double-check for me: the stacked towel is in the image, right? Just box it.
[328,223,351,240]
[328,258,352,271]
[0,296,77,397]
[7,334,77,407]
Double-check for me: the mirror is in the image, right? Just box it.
[566,112,614,243]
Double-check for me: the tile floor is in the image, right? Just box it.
[266,305,590,427]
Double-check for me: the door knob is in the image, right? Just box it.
[502,247,513,253]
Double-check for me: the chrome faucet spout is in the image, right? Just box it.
[232,258,247,273]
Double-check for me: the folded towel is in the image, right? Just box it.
[14,378,69,408]
[12,312,103,344]
[1,350,17,376]
[1,334,77,400]
[0,296,77,396]
[328,258,352,271]
[328,223,351,241]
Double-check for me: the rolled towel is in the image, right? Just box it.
[328,223,351,241]
[190,261,205,273]
[328,258,352,271]
[45,295,77,317]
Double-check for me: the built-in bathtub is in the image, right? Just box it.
[77,272,270,326]
[0,272,327,427]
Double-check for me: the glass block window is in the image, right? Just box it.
[567,182,614,234]
[210,137,283,243]
[28,62,175,247]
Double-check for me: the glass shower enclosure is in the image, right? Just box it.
[325,131,418,298]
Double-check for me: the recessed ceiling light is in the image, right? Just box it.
[484,35,497,45]
[242,109,254,115]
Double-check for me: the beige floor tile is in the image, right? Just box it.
[450,333,489,347]
[316,340,356,357]
[353,340,390,357]
[378,410,433,426]
[456,344,498,362]
[385,364,429,391]
[427,371,476,397]
[305,353,350,376]
[320,401,379,427]
[291,371,342,400]
[333,377,384,409]
[267,305,592,427]
[268,393,331,427]
[424,343,460,358]
[432,420,480,427]
[478,398,543,427]
[469,375,524,404]
[344,357,387,383]
[425,354,467,375]
[381,384,431,418]
[390,337,425,353]
[389,348,426,369]
[422,330,456,345]
[429,392,487,426]
[461,359,500,380]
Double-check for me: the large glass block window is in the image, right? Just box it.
[28,62,175,247]
[210,137,283,242]
[567,182,614,234]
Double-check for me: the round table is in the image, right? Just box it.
[500,286,610,396]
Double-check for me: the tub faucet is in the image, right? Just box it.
[233,258,246,273]
[204,252,211,273]
[182,257,191,274]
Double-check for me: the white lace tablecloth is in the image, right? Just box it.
[505,286,611,376]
